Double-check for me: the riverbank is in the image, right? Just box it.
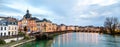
[0,37,35,47]
[10,39,35,47]
[35,31,73,40]
[0,31,71,47]
[14,31,73,47]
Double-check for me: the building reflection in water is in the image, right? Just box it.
[77,33,99,44]
[52,32,99,47]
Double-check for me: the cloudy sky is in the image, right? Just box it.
[0,0,120,26]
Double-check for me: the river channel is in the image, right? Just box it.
[17,32,120,47]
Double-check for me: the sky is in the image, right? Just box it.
[0,0,120,26]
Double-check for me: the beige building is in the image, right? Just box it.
[75,26,80,31]
[36,18,55,32]
[52,24,58,31]
[18,10,39,33]
[58,24,67,31]
[66,26,75,31]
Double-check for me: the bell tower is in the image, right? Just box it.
[24,10,31,19]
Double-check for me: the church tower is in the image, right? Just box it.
[24,10,31,19]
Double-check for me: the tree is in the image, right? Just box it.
[104,17,119,34]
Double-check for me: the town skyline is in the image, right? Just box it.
[0,0,120,26]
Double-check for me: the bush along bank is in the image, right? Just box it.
[0,39,6,44]
[35,33,53,40]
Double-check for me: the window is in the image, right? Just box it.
[4,27,6,30]
[15,27,16,30]
[15,31,17,35]
[1,27,3,30]
[12,27,14,30]
[9,27,10,30]
[8,32,10,35]
[4,33,6,36]
[1,33,2,36]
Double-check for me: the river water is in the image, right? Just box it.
[17,32,120,47]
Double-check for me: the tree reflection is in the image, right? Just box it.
[104,35,120,47]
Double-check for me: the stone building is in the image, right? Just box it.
[52,23,58,31]
[0,17,18,36]
[36,18,52,32]
[58,24,67,31]
[36,18,56,32]
[18,10,39,33]
[66,26,75,31]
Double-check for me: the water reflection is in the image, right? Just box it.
[18,32,120,47]
[52,32,100,47]
[17,40,54,47]
[52,32,120,47]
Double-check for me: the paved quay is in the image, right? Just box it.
[10,39,35,47]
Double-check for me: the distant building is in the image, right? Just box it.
[0,17,18,37]
[52,24,58,31]
[67,26,75,31]
[18,10,39,33]
[74,26,79,30]
[58,24,67,31]
[36,18,55,32]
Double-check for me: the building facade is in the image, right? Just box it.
[58,24,67,31]
[0,17,18,37]
[18,10,39,33]
[36,18,55,32]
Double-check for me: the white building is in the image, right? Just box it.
[0,17,18,37]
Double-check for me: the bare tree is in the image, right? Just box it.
[104,17,119,34]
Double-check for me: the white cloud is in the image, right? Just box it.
[0,0,120,26]
[0,12,23,17]
[3,1,50,15]
[72,0,118,13]
[71,0,119,18]
[1,0,63,20]
[76,0,118,6]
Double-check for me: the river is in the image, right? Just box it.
[17,32,120,47]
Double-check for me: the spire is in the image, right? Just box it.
[27,9,29,14]
[24,9,31,19]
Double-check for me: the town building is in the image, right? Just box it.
[74,26,80,31]
[66,26,75,31]
[52,23,58,31]
[36,18,55,32]
[0,17,18,37]
[18,10,39,33]
[58,24,67,31]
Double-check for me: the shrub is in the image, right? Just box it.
[18,32,25,36]
[24,35,30,40]
[0,39,6,44]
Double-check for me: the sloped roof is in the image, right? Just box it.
[0,17,18,25]
[36,18,52,23]
[29,17,40,21]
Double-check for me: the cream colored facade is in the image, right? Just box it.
[59,25,66,31]
[67,26,75,31]
[18,10,38,33]
[52,24,57,31]
[8,25,18,36]
[37,19,55,32]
